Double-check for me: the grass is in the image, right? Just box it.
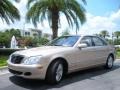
[116,50,120,59]
[0,55,8,67]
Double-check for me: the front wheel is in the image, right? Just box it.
[105,55,114,69]
[46,60,64,84]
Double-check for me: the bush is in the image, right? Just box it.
[39,37,49,45]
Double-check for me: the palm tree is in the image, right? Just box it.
[99,30,109,38]
[26,0,86,39]
[0,0,20,24]
[114,31,120,40]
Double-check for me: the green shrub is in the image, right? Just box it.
[0,55,8,67]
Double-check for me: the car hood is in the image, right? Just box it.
[13,46,72,57]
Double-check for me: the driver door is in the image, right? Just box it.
[71,36,97,70]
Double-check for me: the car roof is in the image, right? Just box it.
[63,35,98,37]
[63,35,105,40]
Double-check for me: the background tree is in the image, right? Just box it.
[0,32,11,47]
[26,0,86,39]
[0,29,21,48]
[5,28,21,37]
[99,30,109,38]
[112,31,120,45]
[0,0,20,24]
[114,31,120,40]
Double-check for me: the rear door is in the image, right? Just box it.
[92,36,109,64]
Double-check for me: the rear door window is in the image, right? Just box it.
[92,37,107,46]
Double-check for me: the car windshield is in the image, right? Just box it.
[47,36,80,47]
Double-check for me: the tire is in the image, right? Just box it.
[105,55,114,69]
[46,60,64,84]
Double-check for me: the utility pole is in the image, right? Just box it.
[112,32,114,45]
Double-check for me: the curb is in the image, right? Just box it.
[116,59,120,60]
[0,66,8,70]
[0,66,9,75]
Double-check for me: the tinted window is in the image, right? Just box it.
[48,36,80,47]
[80,37,92,47]
[92,37,106,46]
[25,32,30,35]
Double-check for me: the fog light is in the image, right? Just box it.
[24,72,31,76]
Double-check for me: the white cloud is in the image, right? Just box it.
[79,10,120,36]
[110,10,120,21]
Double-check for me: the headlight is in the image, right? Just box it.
[23,56,42,65]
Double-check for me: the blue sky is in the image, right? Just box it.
[0,0,120,36]
[85,0,120,16]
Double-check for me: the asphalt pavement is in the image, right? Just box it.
[0,60,120,90]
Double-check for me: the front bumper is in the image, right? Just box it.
[7,61,46,79]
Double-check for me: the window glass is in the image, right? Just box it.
[80,37,92,47]
[48,36,80,47]
[92,37,104,46]
[25,32,30,36]
[27,32,30,35]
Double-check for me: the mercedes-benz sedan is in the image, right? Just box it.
[8,35,116,84]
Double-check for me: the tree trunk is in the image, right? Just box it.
[51,11,59,39]
[117,36,118,40]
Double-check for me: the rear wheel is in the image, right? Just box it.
[105,55,114,69]
[46,60,64,84]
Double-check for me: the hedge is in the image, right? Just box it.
[0,48,24,55]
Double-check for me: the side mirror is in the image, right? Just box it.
[77,43,87,48]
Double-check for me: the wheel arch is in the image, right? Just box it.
[45,57,68,78]
[108,53,115,61]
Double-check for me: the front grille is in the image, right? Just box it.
[9,69,23,75]
[11,55,24,64]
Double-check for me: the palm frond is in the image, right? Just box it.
[26,0,48,26]
[27,0,37,8]
[14,0,20,3]
[82,0,87,5]
[0,0,20,24]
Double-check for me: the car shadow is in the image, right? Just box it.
[9,63,120,90]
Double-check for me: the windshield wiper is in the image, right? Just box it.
[54,44,62,46]
[46,44,62,46]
